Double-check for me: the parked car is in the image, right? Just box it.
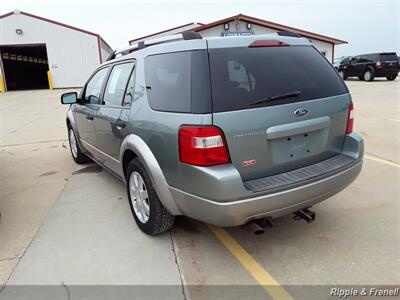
[333,56,351,70]
[337,52,399,81]
[61,32,363,235]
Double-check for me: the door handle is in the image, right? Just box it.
[114,120,126,130]
[86,114,94,121]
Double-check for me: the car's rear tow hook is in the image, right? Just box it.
[293,208,316,223]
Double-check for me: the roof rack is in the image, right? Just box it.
[106,31,202,61]
[276,30,303,38]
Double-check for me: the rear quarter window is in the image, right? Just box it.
[144,50,211,113]
[209,46,348,112]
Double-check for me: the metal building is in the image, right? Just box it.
[0,10,113,92]
[129,14,347,63]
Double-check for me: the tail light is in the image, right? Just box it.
[179,126,230,166]
[346,100,354,134]
[376,61,382,68]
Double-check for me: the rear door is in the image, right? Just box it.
[208,44,350,181]
[93,60,135,174]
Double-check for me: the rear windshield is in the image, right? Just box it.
[380,53,398,62]
[209,46,348,112]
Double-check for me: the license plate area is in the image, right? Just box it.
[268,128,328,163]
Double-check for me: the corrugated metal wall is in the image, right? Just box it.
[0,12,110,88]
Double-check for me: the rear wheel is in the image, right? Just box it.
[386,75,397,81]
[126,158,174,235]
[68,127,90,164]
[363,69,374,81]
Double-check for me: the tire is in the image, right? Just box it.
[338,70,347,80]
[126,158,174,235]
[358,76,363,80]
[386,75,397,81]
[68,126,91,164]
[363,69,374,81]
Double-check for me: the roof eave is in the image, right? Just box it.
[193,14,348,45]
[128,22,204,44]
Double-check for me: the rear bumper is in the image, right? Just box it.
[171,133,363,226]
[374,69,399,77]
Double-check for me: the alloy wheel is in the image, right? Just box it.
[69,129,78,158]
[129,171,150,223]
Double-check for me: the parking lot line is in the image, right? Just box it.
[364,154,400,168]
[208,225,294,300]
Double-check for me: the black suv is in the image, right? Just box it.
[337,52,399,81]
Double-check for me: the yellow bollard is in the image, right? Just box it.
[0,74,5,92]
[47,71,53,90]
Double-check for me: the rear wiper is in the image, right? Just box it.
[250,90,301,106]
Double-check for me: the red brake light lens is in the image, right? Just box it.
[179,126,230,166]
[249,40,289,48]
[346,100,354,134]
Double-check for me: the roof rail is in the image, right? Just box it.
[276,30,303,38]
[107,31,202,61]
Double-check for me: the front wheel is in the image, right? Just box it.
[68,127,91,164]
[386,75,397,81]
[338,70,347,80]
[126,158,174,235]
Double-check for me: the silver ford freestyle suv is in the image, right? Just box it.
[61,32,363,235]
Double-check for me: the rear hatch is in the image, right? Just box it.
[379,53,399,71]
[208,41,350,181]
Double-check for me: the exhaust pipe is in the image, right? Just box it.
[242,221,265,235]
[254,218,273,229]
[293,208,316,223]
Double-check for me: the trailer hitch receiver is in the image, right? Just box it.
[293,208,316,223]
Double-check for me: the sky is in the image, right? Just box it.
[1,0,399,58]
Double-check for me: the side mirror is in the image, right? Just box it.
[61,92,78,105]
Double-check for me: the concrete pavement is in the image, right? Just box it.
[0,90,76,286]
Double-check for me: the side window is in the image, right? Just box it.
[123,63,136,106]
[368,55,376,62]
[351,57,359,64]
[145,52,191,112]
[84,67,109,104]
[227,61,255,92]
[341,57,350,64]
[103,62,134,106]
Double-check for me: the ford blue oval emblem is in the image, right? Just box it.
[294,108,308,117]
